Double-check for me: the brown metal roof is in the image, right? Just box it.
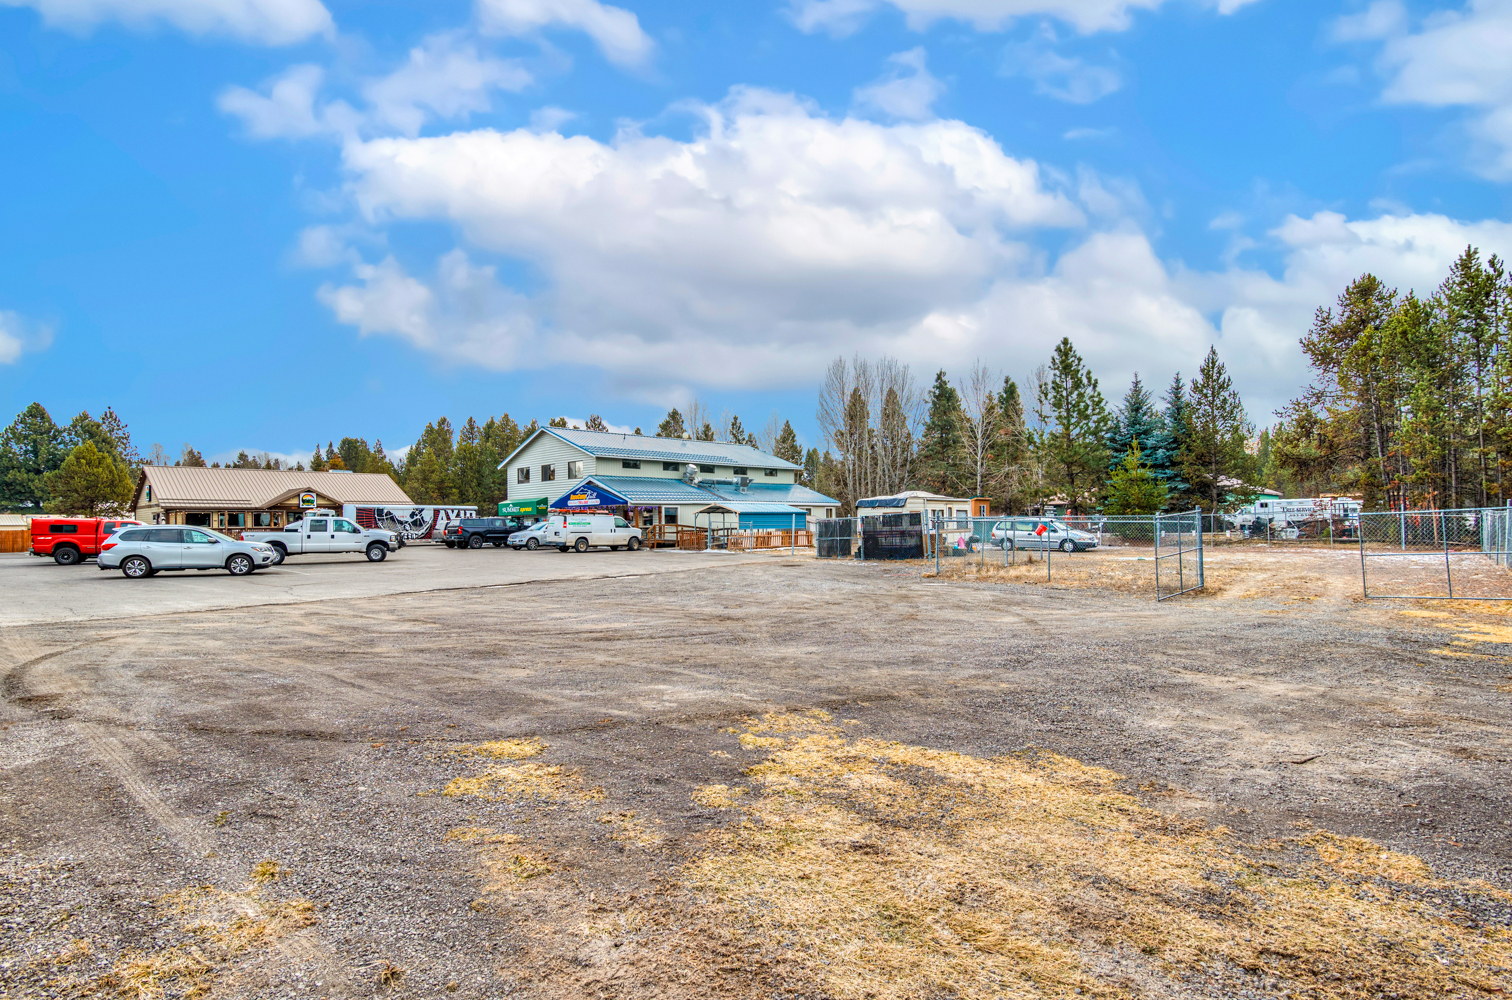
[135,466,413,511]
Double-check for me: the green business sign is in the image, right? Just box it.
[499,497,549,517]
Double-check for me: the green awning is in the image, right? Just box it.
[499,498,549,517]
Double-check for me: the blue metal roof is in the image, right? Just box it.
[695,501,808,514]
[499,427,803,471]
[856,497,907,508]
[700,482,838,506]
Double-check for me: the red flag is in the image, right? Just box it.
[1035,523,1048,536]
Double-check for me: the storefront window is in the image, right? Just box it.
[254,512,272,527]
[664,507,678,525]
[227,513,246,528]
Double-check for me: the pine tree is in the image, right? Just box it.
[994,376,1033,514]
[727,415,746,444]
[657,409,686,438]
[97,407,139,467]
[179,444,207,468]
[1184,347,1255,511]
[1147,375,1190,506]
[1035,338,1111,514]
[774,421,802,464]
[1106,375,1163,468]
[697,422,715,442]
[549,416,568,428]
[43,441,135,516]
[0,403,68,511]
[1102,440,1169,515]
[308,443,327,471]
[585,414,608,432]
[918,370,966,496]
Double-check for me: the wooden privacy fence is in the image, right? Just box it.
[0,529,31,553]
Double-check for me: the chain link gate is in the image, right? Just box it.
[1359,506,1512,600]
[1154,509,1203,600]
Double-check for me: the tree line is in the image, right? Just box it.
[811,341,1257,517]
[1268,246,1512,510]
[0,403,808,517]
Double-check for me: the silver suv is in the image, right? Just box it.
[98,526,277,578]
[989,518,1099,553]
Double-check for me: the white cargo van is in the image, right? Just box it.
[542,514,643,552]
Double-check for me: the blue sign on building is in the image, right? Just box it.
[550,481,630,510]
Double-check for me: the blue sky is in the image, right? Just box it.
[2,0,1511,463]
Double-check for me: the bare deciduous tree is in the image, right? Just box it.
[957,359,1001,497]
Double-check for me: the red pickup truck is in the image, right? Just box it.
[30,517,144,565]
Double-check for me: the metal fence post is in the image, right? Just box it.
[1154,513,1161,599]
[1443,509,1453,598]
[791,513,796,556]
[1196,508,1204,590]
[933,514,940,575]
[1359,516,1369,598]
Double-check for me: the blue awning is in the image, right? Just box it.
[550,480,631,510]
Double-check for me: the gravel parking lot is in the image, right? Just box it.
[2,553,1510,998]
[0,543,765,626]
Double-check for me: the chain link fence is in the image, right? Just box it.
[1359,507,1512,599]
[812,512,1206,601]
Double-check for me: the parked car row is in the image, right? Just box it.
[25,510,645,579]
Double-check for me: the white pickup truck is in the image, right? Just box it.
[242,510,400,564]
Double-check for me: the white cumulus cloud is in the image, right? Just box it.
[218,64,330,139]
[1003,25,1122,103]
[789,0,1261,37]
[315,88,1512,418]
[476,0,654,68]
[853,48,947,120]
[0,0,333,45]
[0,310,54,364]
[363,33,533,137]
[1342,0,1512,177]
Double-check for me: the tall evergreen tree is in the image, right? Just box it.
[179,444,208,467]
[43,441,135,516]
[585,414,608,432]
[1184,347,1255,511]
[0,403,68,511]
[917,370,966,497]
[1146,375,1190,506]
[657,409,686,438]
[727,415,746,443]
[1034,338,1110,514]
[772,420,801,465]
[994,376,1034,513]
[696,421,715,442]
[1105,374,1163,468]
[1102,440,1169,515]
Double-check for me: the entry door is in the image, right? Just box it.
[304,518,333,552]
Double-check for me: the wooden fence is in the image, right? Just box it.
[0,530,32,553]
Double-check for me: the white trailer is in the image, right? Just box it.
[343,504,478,541]
[1228,497,1361,530]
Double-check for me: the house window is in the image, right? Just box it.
[699,464,714,473]
[662,462,681,472]
[518,467,530,484]
[733,467,748,476]
[664,507,679,525]
[621,460,640,469]
[541,464,556,482]
[227,512,246,528]
[765,469,779,477]
[567,460,583,478]
[254,512,272,527]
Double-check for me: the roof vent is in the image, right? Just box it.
[683,463,699,484]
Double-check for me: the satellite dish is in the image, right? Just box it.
[682,431,692,440]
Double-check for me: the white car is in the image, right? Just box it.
[536,514,643,553]
[98,526,277,578]
[990,518,1099,553]
[508,520,555,551]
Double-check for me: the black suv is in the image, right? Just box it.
[444,517,525,549]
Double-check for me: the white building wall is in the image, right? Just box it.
[507,436,594,500]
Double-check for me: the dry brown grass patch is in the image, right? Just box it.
[452,737,547,760]
[691,785,747,809]
[54,883,316,999]
[442,761,604,804]
[673,711,1512,999]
